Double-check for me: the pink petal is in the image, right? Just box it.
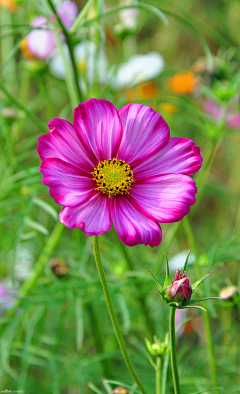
[130,174,197,223]
[40,158,95,207]
[134,137,202,180]
[59,193,111,235]
[117,104,170,167]
[111,196,162,247]
[73,99,123,162]
[37,118,96,173]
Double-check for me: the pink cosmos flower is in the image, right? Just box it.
[37,99,202,247]
[26,1,78,60]
[204,99,240,130]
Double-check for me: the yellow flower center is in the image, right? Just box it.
[92,158,134,197]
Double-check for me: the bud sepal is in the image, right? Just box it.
[148,250,221,310]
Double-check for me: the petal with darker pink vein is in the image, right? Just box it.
[40,158,95,207]
[130,174,197,223]
[134,137,202,180]
[111,196,162,247]
[59,193,111,235]
[117,104,170,167]
[37,118,96,173]
[73,99,123,162]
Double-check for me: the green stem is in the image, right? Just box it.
[169,307,180,394]
[46,0,83,104]
[92,235,147,394]
[156,356,161,394]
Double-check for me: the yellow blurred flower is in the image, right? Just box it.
[169,71,198,94]
[0,0,19,12]
[159,103,178,114]
[126,81,158,101]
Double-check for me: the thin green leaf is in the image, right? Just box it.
[183,249,191,272]
[81,4,169,29]
[160,8,213,69]
[33,198,58,220]
[164,251,171,288]
[25,217,49,236]
[147,269,163,295]
[192,274,211,293]
[0,80,48,133]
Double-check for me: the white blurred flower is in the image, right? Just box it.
[49,41,108,89]
[168,250,196,272]
[15,243,34,281]
[112,52,164,90]
[119,0,139,30]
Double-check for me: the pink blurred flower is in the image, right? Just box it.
[175,309,188,338]
[37,99,202,247]
[26,1,78,60]
[0,283,17,312]
[204,100,240,130]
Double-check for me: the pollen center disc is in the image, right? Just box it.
[92,158,134,197]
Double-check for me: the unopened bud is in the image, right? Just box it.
[165,269,192,302]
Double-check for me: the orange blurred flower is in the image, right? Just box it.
[19,38,38,60]
[169,71,199,94]
[0,0,19,12]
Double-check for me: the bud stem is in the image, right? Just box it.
[92,235,147,394]
[169,307,181,394]
[156,356,162,394]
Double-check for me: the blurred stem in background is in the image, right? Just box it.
[0,6,16,84]
[93,235,148,394]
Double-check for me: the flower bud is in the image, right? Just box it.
[165,269,192,302]
[112,387,129,394]
[145,335,170,357]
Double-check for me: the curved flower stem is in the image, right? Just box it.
[156,356,162,394]
[169,307,180,394]
[46,0,83,104]
[92,235,148,394]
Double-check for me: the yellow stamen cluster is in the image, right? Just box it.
[92,158,134,197]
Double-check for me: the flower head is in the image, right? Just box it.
[37,99,202,247]
[24,1,78,61]
[166,269,192,302]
